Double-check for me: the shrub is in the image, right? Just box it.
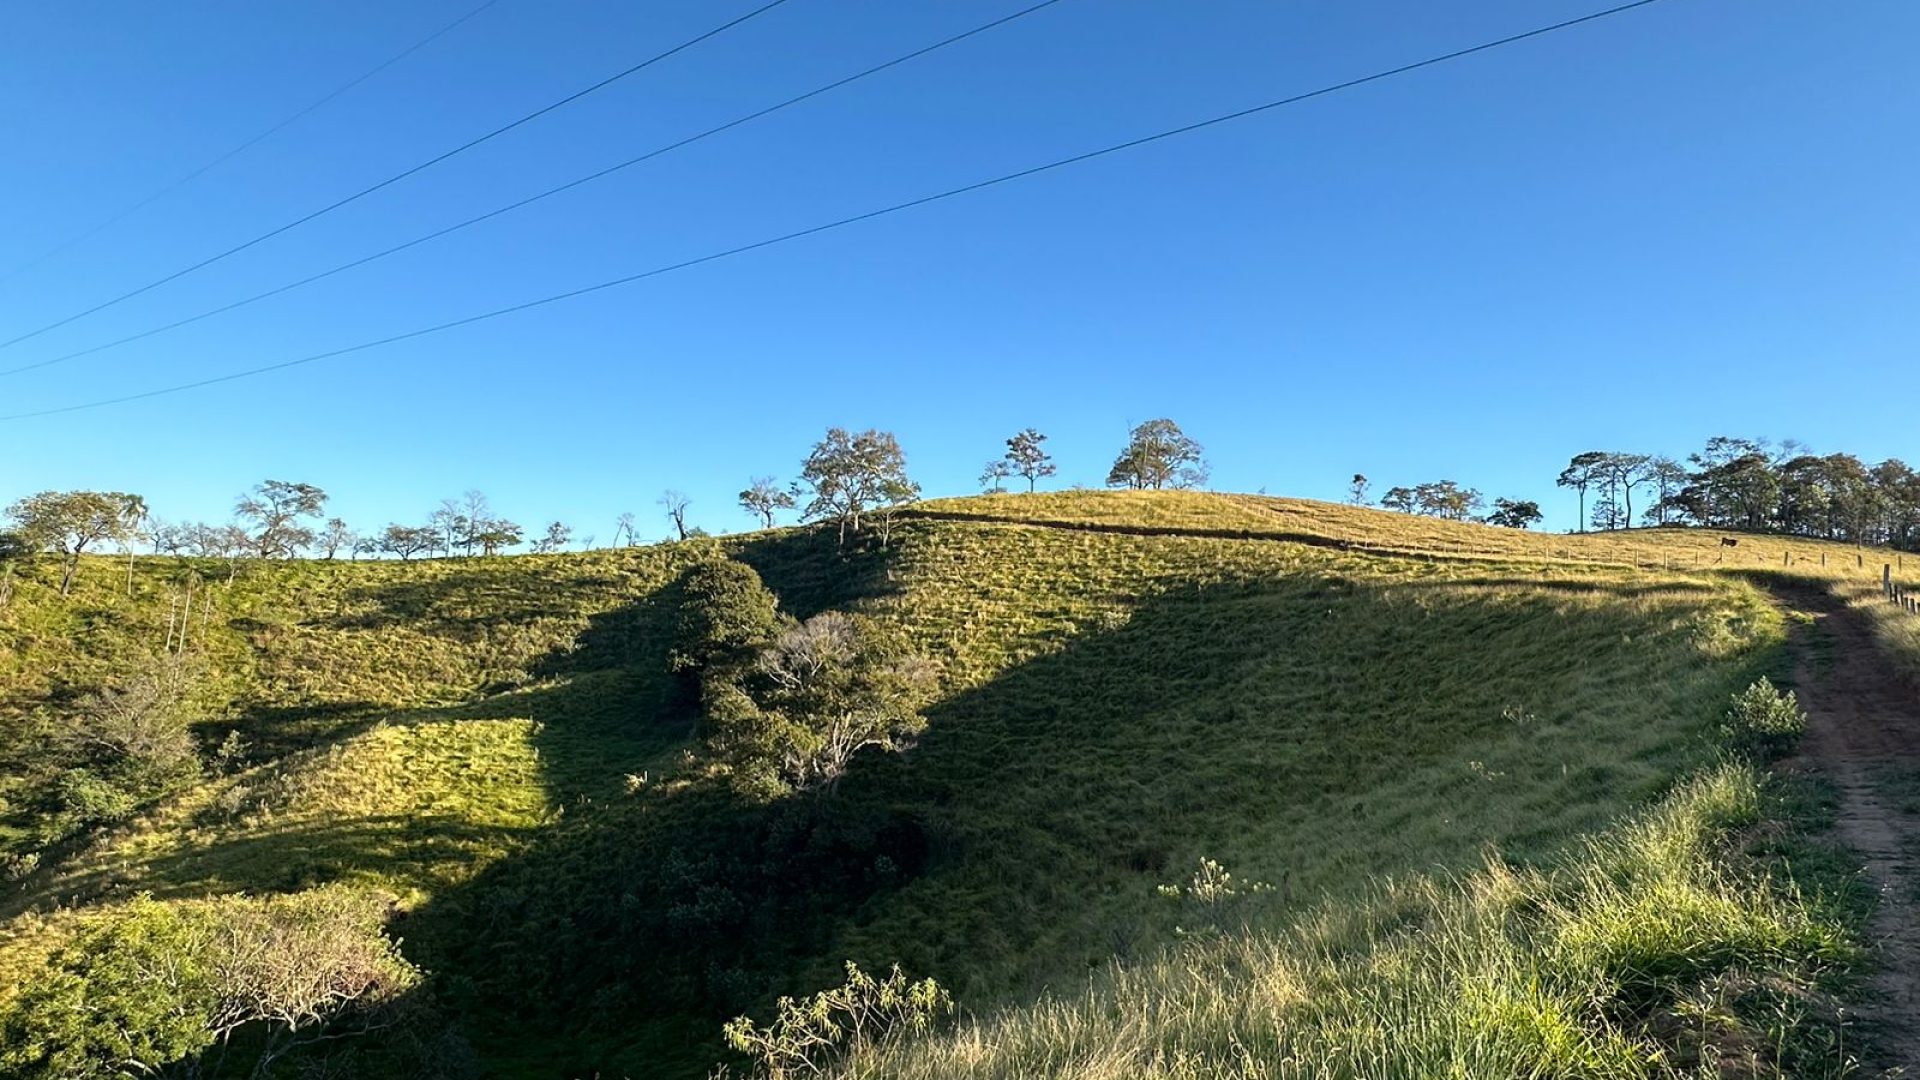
[671,557,780,676]
[722,962,952,1079]
[1157,857,1277,938]
[50,768,138,831]
[1720,677,1806,758]
[0,888,419,1079]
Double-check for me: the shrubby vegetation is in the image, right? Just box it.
[722,963,952,1080]
[675,556,935,797]
[0,887,417,1079]
[0,486,1892,1078]
[1720,676,1807,759]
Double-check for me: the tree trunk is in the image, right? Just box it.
[60,556,79,596]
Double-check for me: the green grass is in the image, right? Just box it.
[0,492,1878,1078]
[826,765,1859,1080]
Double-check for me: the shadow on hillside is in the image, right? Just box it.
[361,560,1733,1080]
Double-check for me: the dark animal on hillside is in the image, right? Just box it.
[1720,537,1740,548]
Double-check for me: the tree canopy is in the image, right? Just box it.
[799,428,919,546]
[1106,419,1206,491]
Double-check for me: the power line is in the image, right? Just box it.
[0,0,1671,423]
[0,0,504,285]
[0,0,1072,381]
[0,0,794,353]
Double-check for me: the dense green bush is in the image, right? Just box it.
[0,888,418,1079]
[673,557,935,797]
[1720,677,1806,758]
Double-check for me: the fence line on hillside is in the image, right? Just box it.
[1886,564,1920,616]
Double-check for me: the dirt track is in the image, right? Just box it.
[1778,583,1920,1071]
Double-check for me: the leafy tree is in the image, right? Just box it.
[1556,452,1606,533]
[317,518,355,560]
[1415,481,1483,521]
[1593,452,1651,530]
[672,560,934,797]
[1106,419,1206,491]
[1483,498,1544,529]
[1874,459,1920,550]
[6,490,144,594]
[739,477,796,530]
[471,519,522,556]
[711,612,935,795]
[660,490,693,541]
[1379,481,1482,520]
[378,525,436,562]
[1347,474,1370,505]
[1002,428,1057,493]
[799,428,919,547]
[236,481,327,558]
[1642,456,1690,526]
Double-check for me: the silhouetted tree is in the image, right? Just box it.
[1003,428,1056,493]
[1556,452,1606,533]
[739,478,795,530]
[660,490,693,541]
[1348,474,1370,505]
[1484,498,1543,529]
[532,521,572,553]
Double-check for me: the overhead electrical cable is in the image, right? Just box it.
[0,0,506,285]
[0,0,1671,423]
[0,0,794,352]
[0,0,1072,380]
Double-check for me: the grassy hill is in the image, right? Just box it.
[0,491,1892,1078]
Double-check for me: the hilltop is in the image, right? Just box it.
[0,491,1911,1078]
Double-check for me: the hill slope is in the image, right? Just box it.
[0,492,1889,1078]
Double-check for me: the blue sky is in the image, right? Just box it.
[0,0,1913,541]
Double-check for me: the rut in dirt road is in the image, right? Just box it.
[1776,582,1920,1071]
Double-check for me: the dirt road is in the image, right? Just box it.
[1779,583,1920,1071]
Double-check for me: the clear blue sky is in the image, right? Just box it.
[1,0,1913,541]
